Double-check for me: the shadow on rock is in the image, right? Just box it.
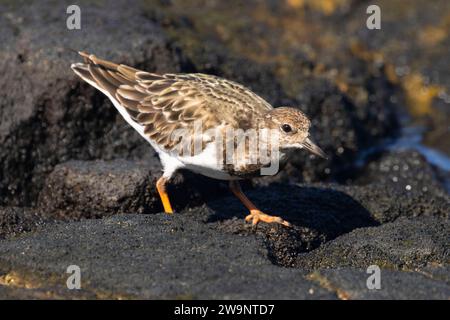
[204,183,378,267]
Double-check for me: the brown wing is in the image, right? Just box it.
[71,51,273,152]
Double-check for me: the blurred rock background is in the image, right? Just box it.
[0,0,448,299]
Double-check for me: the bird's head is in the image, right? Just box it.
[261,107,327,159]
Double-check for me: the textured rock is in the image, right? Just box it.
[0,0,182,207]
[0,208,448,299]
[308,268,450,300]
[353,149,448,194]
[0,214,335,299]
[343,149,449,223]
[38,160,161,219]
[205,182,448,267]
[0,0,449,300]
[295,217,449,270]
[337,184,448,224]
[37,159,228,220]
[0,207,45,240]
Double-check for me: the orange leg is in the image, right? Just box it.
[229,181,291,227]
[156,177,173,214]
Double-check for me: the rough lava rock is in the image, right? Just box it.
[0,207,45,240]
[202,181,448,268]
[38,160,161,219]
[0,214,335,299]
[37,159,228,220]
[345,149,449,223]
[308,268,450,300]
[353,149,449,195]
[0,0,183,207]
[295,216,449,270]
[0,0,449,300]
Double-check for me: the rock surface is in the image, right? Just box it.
[0,214,334,299]
[295,216,449,270]
[308,268,450,300]
[0,207,45,240]
[0,0,181,207]
[37,159,227,219]
[0,0,448,300]
[38,160,160,219]
[0,181,448,299]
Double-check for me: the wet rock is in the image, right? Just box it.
[342,149,449,222]
[37,159,228,220]
[0,207,45,240]
[0,0,182,207]
[295,216,449,271]
[345,0,450,154]
[352,149,448,194]
[308,268,450,300]
[0,214,335,299]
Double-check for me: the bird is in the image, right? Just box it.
[71,52,327,227]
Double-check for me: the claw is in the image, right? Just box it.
[245,210,291,227]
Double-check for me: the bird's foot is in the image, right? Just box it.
[245,209,291,227]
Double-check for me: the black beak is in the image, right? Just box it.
[302,138,328,159]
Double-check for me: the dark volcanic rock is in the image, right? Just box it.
[308,268,450,300]
[0,207,45,240]
[0,0,448,300]
[206,184,378,267]
[296,217,449,271]
[0,181,448,299]
[38,160,161,219]
[353,149,448,195]
[0,210,448,299]
[338,184,449,224]
[0,0,406,209]
[0,0,182,207]
[0,214,335,299]
[37,159,228,220]
[204,182,448,267]
[343,149,449,223]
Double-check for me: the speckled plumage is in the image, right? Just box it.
[71,52,325,179]
[71,52,326,226]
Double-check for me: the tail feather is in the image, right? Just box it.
[70,52,147,141]
[71,52,144,116]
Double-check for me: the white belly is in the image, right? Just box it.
[174,142,238,180]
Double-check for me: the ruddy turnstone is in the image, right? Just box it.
[71,52,326,227]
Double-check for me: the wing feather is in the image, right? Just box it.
[71,52,273,152]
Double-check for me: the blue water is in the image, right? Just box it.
[390,126,450,172]
[355,125,450,192]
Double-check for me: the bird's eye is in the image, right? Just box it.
[281,124,292,133]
